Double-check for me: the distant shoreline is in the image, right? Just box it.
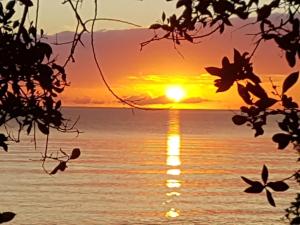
[61,106,238,111]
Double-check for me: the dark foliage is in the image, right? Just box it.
[241,165,289,207]
[0,0,83,221]
[207,50,299,222]
[0,0,67,150]
[0,0,81,176]
[147,0,299,69]
[149,0,300,223]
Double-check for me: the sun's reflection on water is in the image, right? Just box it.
[165,110,181,219]
[167,135,181,166]
[167,169,181,176]
[165,208,180,218]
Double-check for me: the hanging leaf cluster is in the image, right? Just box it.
[0,0,68,151]
[205,49,260,93]
[206,49,299,150]
[202,24,299,225]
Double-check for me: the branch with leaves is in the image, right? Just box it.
[0,0,81,176]
[242,165,290,207]
[147,0,299,68]
[206,48,299,223]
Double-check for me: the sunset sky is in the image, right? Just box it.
[33,1,299,109]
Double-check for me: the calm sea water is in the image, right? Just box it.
[0,108,298,225]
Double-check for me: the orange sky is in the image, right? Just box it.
[50,24,299,109]
[32,1,299,109]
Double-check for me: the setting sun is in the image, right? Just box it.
[166,86,186,102]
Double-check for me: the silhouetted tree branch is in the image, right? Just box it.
[0,0,82,179]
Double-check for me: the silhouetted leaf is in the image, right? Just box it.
[247,72,261,84]
[222,56,230,67]
[241,176,256,185]
[37,122,49,135]
[246,83,268,99]
[233,49,242,63]
[282,72,299,94]
[27,123,32,135]
[0,143,8,152]
[240,106,249,113]
[12,20,19,29]
[272,133,291,149]
[257,5,271,21]
[20,26,31,43]
[237,84,252,105]
[162,12,166,22]
[215,79,233,92]
[282,94,298,109]
[19,0,33,7]
[5,0,15,10]
[291,217,300,224]
[149,24,161,29]
[232,115,247,125]
[58,161,67,171]
[266,189,276,207]
[55,100,61,110]
[223,17,232,26]
[205,67,222,77]
[219,23,225,33]
[3,8,14,22]
[176,0,189,8]
[0,134,7,142]
[50,161,67,175]
[37,42,52,60]
[286,51,296,67]
[29,26,37,38]
[70,148,81,160]
[53,87,64,93]
[278,122,289,132]
[261,165,268,184]
[0,212,16,223]
[254,126,264,137]
[244,181,264,193]
[249,0,259,6]
[255,98,277,109]
[269,0,280,8]
[0,3,3,18]
[267,181,289,192]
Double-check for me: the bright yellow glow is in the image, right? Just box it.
[167,169,181,176]
[167,134,181,166]
[166,86,186,102]
[166,192,181,197]
[166,179,181,188]
[165,208,180,218]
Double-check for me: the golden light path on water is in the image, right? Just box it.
[165,110,181,218]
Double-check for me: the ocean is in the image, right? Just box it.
[0,108,297,225]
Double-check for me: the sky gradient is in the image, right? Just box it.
[32,1,300,109]
[36,0,177,34]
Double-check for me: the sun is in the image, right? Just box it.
[166,86,186,102]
